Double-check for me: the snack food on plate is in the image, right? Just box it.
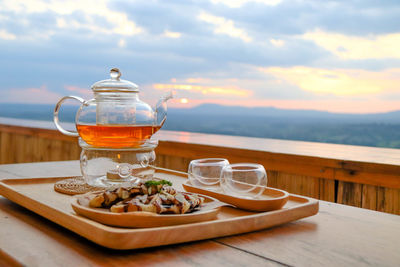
[87,180,204,214]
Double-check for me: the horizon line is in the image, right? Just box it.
[1,101,399,116]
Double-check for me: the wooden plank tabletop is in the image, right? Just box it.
[0,161,399,267]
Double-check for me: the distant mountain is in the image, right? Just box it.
[1,102,400,124]
[169,103,400,123]
[1,102,400,148]
[0,103,79,122]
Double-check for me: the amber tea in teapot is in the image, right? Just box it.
[76,124,162,148]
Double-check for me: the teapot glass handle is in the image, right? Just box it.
[53,96,84,137]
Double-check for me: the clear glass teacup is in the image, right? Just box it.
[220,163,267,199]
[188,158,229,191]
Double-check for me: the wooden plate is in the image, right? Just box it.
[71,192,223,228]
[183,181,289,212]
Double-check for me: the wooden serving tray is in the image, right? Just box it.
[0,169,319,250]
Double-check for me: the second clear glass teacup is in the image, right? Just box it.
[188,158,229,191]
[220,163,267,199]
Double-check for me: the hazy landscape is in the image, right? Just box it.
[1,103,400,149]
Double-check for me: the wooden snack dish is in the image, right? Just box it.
[0,168,319,250]
[72,192,223,228]
[183,181,289,212]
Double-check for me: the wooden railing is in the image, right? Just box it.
[0,117,399,215]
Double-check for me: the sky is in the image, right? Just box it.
[1,0,400,113]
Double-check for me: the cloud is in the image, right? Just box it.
[269,38,285,47]
[0,85,62,103]
[1,0,400,114]
[64,85,93,100]
[211,0,400,39]
[163,30,182,39]
[260,66,400,96]
[185,78,211,83]
[198,12,252,42]
[0,0,143,39]
[302,30,400,60]
[210,0,282,8]
[153,83,251,97]
[0,29,16,40]
[118,38,126,48]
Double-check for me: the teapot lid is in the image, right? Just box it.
[91,68,139,92]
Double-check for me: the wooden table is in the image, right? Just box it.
[0,161,399,267]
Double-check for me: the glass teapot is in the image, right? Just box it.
[54,68,172,148]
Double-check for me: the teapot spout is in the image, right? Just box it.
[155,91,174,126]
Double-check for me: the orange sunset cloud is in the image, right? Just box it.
[260,67,400,96]
[153,83,251,97]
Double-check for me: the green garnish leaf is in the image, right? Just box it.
[145,179,172,187]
